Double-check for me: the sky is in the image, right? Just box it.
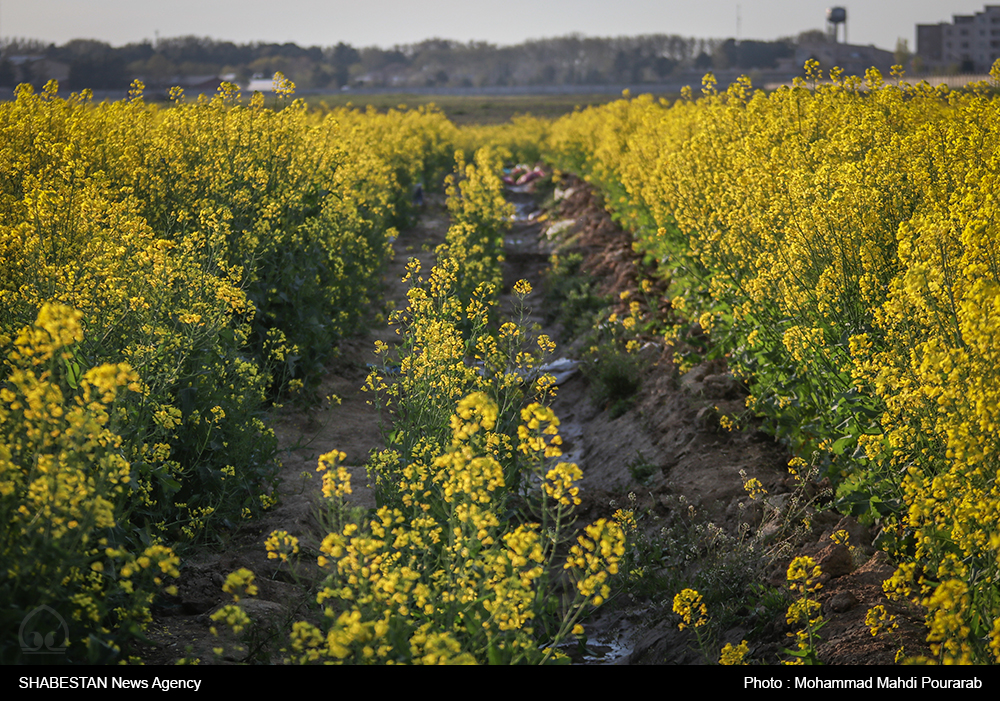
[1,1,993,51]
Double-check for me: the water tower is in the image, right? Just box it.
[826,7,847,44]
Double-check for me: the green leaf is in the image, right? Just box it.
[62,351,83,389]
[487,641,506,665]
[831,435,854,455]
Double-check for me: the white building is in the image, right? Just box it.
[917,4,1000,73]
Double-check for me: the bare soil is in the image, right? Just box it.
[135,174,930,666]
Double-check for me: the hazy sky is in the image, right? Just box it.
[2,1,992,51]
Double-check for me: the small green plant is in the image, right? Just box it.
[584,340,643,418]
[626,451,657,484]
[543,252,607,342]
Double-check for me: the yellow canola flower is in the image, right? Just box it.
[565,518,626,606]
[786,556,823,596]
[222,568,258,603]
[743,477,767,500]
[544,462,582,507]
[673,588,708,630]
[541,60,1000,662]
[265,530,300,563]
[719,640,749,665]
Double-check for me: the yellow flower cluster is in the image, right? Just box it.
[865,604,899,638]
[210,604,252,636]
[222,568,258,603]
[719,639,750,665]
[265,530,300,563]
[317,450,352,499]
[672,588,708,630]
[436,147,513,309]
[301,390,613,664]
[742,477,767,501]
[518,403,563,458]
[546,463,583,507]
[0,81,458,660]
[782,556,825,664]
[0,304,182,658]
[565,519,626,606]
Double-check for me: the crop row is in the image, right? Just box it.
[0,78,461,662]
[275,147,624,663]
[540,61,1000,663]
[1,77,628,664]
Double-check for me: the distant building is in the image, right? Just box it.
[179,75,229,92]
[917,4,1000,73]
[791,41,894,76]
[246,75,275,92]
[152,74,238,97]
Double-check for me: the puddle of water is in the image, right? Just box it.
[547,634,633,665]
[581,636,632,665]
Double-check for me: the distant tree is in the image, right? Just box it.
[156,36,253,67]
[330,42,360,66]
[329,42,360,87]
[132,53,177,85]
[54,39,128,90]
[1,38,49,54]
[712,47,730,70]
[613,50,632,81]
[360,47,408,72]
[412,38,454,55]
[666,35,694,64]
[12,31,797,93]
[894,38,912,70]
[720,38,794,69]
[533,63,557,85]
[797,29,828,46]
[0,59,15,87]
[653,55,675,79]
[118,41,156,65]
[494,60,513,86]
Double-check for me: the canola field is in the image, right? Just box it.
[2,62,1000,664]
[544,61,1000,665]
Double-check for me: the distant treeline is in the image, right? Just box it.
[0,33,801,92]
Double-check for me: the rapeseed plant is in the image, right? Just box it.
[719,639,750,665]
[0,81,459,661]
[294,392,623,664]
[543,60,1000,661]
[17,57,1000,664]
[782,556,825,665]
[286,148,628,662]
[0,304,179,661]
[673,588,707,630]
[673,588,751,664]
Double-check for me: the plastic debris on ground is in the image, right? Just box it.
[510,201,542,223]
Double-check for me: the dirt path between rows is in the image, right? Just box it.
[139,174,930,666]
[136,195,452,664]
